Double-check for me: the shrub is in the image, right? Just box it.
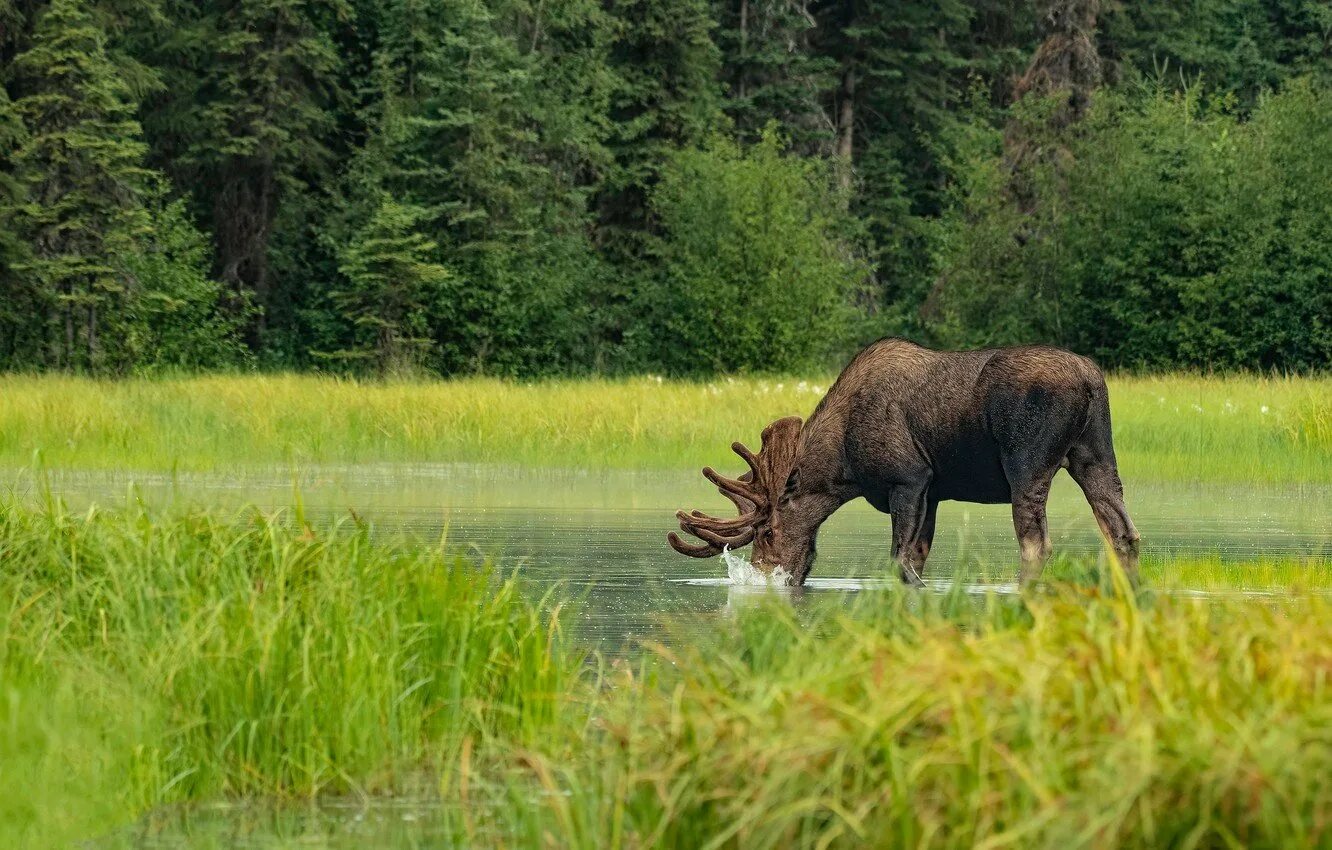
[932,79,1332,370]
[636,129,867,374]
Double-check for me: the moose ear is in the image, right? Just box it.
[779,467,800,506]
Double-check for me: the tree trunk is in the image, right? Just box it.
[738,0,749,100]
[214,158,274,350]
[836,59,855,190]
[87,302,97,369]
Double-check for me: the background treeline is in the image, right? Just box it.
[0,0,1329,376]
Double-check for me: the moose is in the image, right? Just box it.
[668,339,1140,586]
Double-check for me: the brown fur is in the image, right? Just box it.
[669,339,1140,586]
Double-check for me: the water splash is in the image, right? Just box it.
[721,546,792,587]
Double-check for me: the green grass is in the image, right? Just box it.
[0,372,1328,482]
[0,496,575,848]
[508,583,1332,848]
[6,498,1331,847]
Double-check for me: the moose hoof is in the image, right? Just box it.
[899,567,926,588]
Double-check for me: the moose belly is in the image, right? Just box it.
[930,442,1012,504]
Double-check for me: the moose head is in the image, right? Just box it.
[668,416,820,580]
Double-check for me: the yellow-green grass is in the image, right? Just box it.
[0,372,1328,482]
[510,584,1332,848]
[0,496,574,848]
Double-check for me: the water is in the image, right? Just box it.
[20,463,1332,651]
[95,800,465,849]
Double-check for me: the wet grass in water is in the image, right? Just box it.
[0,373,1327,482]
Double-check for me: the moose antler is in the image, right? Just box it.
[667,417,803,558]
[667,442,764,558]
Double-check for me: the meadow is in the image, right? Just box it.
[0,372,1328,482]
[6,498,1332,848]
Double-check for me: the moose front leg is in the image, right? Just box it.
[890,484,936,587]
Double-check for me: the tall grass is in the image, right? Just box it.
[0,373,1327,481]
[510,584,1332,848]
[0,497,576,847]
[7,496,1332,847]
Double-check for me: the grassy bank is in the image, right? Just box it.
[6,498,1332,847]
[0,373,1328,482]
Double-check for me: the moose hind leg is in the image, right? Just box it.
[1010,474,1054,585]
[891,485,935,587]
[1067,445,1141,582]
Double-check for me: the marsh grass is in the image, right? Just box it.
[0,496,577,847]
[509,580,1332,848]
[0,373,1328,482]
[5,497,1332,848]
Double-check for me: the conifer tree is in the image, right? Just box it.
[9,0,155,370]
[600,0,722,243]
[329,194,451,375]
[0,86,35,365]
[337,0,612,375]
[143,0,348,350]
[713,0,834,153]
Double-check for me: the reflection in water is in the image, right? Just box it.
[96,800,462,849]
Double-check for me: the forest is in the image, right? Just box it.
[0,0,1329,377]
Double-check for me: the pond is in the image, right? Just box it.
[28,463,1332,652]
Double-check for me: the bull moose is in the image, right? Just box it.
[668,339,1140,586]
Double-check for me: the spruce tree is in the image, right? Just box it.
[336,0,612,375]
[0,86,36,366]
[713,0,835,153]
[9,0,154,370]
[328,194,451,375]
[600,0,722,243]
[142,0,348,351]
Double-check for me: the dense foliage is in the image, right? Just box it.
[933,81,1332,369]
[0,0,1329,374]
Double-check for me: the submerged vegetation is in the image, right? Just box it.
[4,497,1331,847]
[1,373,1329,483]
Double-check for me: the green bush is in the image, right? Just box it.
[635,129,867,374]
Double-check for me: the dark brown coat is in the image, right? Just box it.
[669,339,1140,585]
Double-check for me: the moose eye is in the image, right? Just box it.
[763,528,776,543]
